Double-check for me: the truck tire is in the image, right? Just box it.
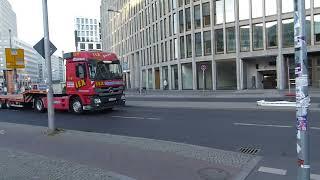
[0,101,5,109]
[71,97,83,114]
[34,98,45,113]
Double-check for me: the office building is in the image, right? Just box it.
[101,0,320,90]
[74,17,102,51]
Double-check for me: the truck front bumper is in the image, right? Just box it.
[83,94,126,111]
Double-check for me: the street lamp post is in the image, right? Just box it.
[294,0,311,179]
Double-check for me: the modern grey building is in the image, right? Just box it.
[101,0,320,90]
[74,17,102,51]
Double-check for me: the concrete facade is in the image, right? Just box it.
[100,0,320,90]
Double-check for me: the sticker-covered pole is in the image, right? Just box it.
[42,0,55,131]
[294,0,310,179]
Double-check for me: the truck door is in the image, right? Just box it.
[74,63,88,90]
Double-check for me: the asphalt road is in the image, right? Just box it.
[0,105,320,179]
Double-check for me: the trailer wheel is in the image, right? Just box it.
[5,101,11,109]
[71,97,83,114]
[34,98,45,113]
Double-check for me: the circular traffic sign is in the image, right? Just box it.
[201,64,207,71]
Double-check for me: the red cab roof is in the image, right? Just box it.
[64,51,118,61]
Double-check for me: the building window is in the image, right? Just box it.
[96,44,101,49]
[169,15,172,36]
[203,31,212,56]
[80,43,85,49]
[173,0,177,9]
[215,0,224,24]
[253,23,263,50]
[316,0,320,7]
[266,21,277,48]
[186,34,192,58]
[88,44,93,50]
[174,38,178,59]
[306,0,310,9]
[282,0,293,13]
[180,36,185,59]
[178,0,183,7]
[170,40,173,60]
[185,8,191,31]
[239,0,249,20]
[225,0,235,22]
[282,19,294,47]
[252,0,263,18]
[306,17,311,45]
[185,0,190,5]
[179,10,184,33]
[240,25,250,52]
[315,15,320,43]
[215,29,224,53]
[195,32,202,57]
[226,27,236,53]
[202,3,210,27]
[173,13,178,34]
[194,5,201,29]
[265,0,277,16]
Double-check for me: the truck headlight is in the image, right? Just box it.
[93,98,101,104]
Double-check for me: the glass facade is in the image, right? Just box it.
[266,21,277,48]
[240,25,250,52]
[215,29,224,53]
[195,32,202,57]
[239,0,249,20]
[252,0,263,18]
[180,36,185,58]
[253,23,263,50]
[203,31,212,56]
[185,8,191,31]
[215,0,224,24]
[315,15,320,43]
[282,0,294,13]
[202,3,210,27]
[225,0,235,22]
[227,27,236,53]
[179,10,184,33]
[265,0,277,16]
[282,19,294,47]
[186,34,192,58]
[194,5,201,29]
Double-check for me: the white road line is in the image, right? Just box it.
[234,123,292,128]
[112,116,160,120]
[311,127,320,130]
[311,174,320,180]
[258,166,287,175]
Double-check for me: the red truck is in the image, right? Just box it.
[0,51,126,114]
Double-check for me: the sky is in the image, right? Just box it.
[8,0,101,56]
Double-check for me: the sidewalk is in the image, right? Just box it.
[126,100,320,112]
[0,122,260,180]
[125,89,320,98]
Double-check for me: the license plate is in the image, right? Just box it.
[109,98,117,101]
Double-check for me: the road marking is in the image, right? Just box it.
[112,115,160,120]
[258,166,287,175]
[234,123,320,130]
[0,130,5,135]
[311,174,320,180]
[234,123,292,128]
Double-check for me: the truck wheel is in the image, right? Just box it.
[71,98,83,114]
[0,101,5,109]
[35,98,45,113]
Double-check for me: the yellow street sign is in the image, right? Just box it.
[5,48,25,69]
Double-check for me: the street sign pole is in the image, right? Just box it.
[294,0,310,179]
[42,0,55,131]
[202,69,205,93]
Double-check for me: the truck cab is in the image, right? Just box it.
[62,51,125,113]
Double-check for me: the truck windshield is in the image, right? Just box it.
[88,60,122,80]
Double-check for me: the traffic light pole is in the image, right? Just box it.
[294,0,310,179]
[42,0,55,131]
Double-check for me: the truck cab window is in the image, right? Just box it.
[76,64,86,79]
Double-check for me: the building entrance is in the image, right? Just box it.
[258,70,277,89]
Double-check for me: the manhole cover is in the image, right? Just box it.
[198,168,230,180]
[239,147,260,155]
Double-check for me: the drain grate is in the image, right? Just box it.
[239,147,260,155]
